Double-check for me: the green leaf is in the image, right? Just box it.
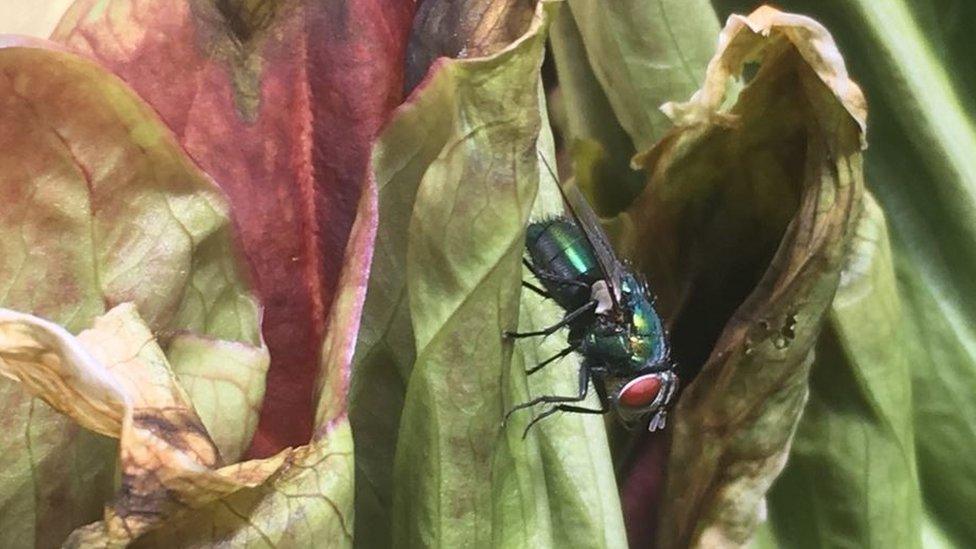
[513,94,628,549]
[350,2,625,547]
[549,0,720,215]
[615,9,867,546]
[766,195,922,548]
[0,42,266,544]
[563,0,720,152]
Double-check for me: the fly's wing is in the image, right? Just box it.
[556,181,626,310]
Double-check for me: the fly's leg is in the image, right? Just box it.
[504,300,596,339]
[526,345,577,375]
[505,364,592,423]
[505,365,606,438]
[522,281,550,299]
[520,403,607,439]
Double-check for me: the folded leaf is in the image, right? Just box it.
[614,8,867,547]
[52,0,415,455]
[766,195,922,547]
[127,159,377,547]
[714,1,976,544]
[511,99,628,549]
[351,2,627,547]
[405,0,537,93]
[0,304,257,545]
[0,42,266,545]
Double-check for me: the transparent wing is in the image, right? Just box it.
[537,152,625,310]
[556,182,626,306]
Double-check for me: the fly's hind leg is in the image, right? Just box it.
[506,364,607,438]
[520,403,607,438]
[522,281,550,299]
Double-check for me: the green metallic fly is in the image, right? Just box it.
[505,157,677,437]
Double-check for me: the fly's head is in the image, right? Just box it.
[610,368,679,431]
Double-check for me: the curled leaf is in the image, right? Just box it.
[351,1,628,547]
[404,0,536,92]
[1,304,244,544]
[0,170,375,545]
[0,41,266,543]
[766,195,922,547]
[616,8,866,547]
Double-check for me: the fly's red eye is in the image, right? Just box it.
[618,374,663,408]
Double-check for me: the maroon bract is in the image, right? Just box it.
[52,0,416,456]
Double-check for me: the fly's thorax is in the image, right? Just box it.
[581,273,668,374]
[579,324,667,374]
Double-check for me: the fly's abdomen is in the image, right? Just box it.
[525,217,600,308]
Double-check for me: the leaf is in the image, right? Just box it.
[712,1,976,545]
[547,0,721,216]
[351,2,626,547]
[404,0,537,93]
[130,158,377,547]
[0,42,266,545]
[764,195,922,547]
[1,304,245,545]
[52,0,416,455]
[613,8,867,547]
[511,94,628,549]
[0,167,375,546]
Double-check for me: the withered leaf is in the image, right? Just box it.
[615,8,867,547]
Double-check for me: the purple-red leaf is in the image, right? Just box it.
[52,0,416,456]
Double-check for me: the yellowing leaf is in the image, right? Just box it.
[0,300,355,547]
[0,40,268,544]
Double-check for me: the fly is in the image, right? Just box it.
[504,156,677,437]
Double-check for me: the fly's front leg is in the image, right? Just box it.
[504,300,596,339]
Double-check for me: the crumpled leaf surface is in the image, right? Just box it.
[350,1,625,547]
[52,0,416,455]
[612,8,866,547]
[0,168,375,546]
[0,42,266,545]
